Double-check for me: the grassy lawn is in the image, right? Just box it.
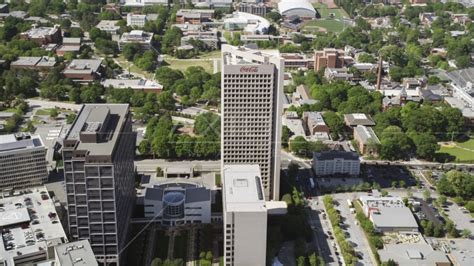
[164,58,215,73]
[313,3,349,19]
[116,55,154,79]
[35,108,54,116]
[304,19,345,33]
[2,108,18,113]
[437,139,474,163]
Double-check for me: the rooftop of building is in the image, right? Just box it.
[120,30,153,42]
[313,150,360,161]
[65,104,129,156]
[54,240,98,266]
[278,0,316,15]
[354,125,380,144]
[379,243,450,266]
[304,112,326,126]
[224,12,270,33]
[144,182,210,204]
[446,67,474,88]
[223,164,266,212]
[0,133,44,153]
[222,45,282,66]
[10,56,57,68]
[101,78,163,90]
[0,186,67,265]
[62,37,81,44]
[176,9,215,16]
[22,26,59,38]
[95,20,120,31]
[283,117,305,136]
[344,113,376,126]
[63,59,102,74]
[360,196,418,229]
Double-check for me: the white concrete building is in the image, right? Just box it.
[278,0,316,20]
[221,45,283,200]
[223,165,267,266]
[118,30,154,50]
[359,196,419,233]
[127,13,147,27]
[0,133,48,191]
[312,151,360,176]
[223,12,270,34]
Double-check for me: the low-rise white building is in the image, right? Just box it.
[359,196,419,233]
[118,30,154,50]
[95,20,120,35]
[223,165,267,266]
[312,151,360,176]
[127,13,147,27]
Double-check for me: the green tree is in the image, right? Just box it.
[157,91,176,110]
[175,135,195,158]
[290,136,310,157]
[380,126,412,160]
[50,108,59,120]
[138,139,150,155]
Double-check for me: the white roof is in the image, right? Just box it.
[223,165,266,212]
[278,0,316,15]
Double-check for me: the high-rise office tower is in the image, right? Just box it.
[221,45,283,200]
[223,164,268,266]
[63,104,136,265]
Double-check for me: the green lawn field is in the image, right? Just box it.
[437,139,474,162]
[304,19,346,33]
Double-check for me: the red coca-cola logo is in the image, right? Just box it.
[240,66,258,73]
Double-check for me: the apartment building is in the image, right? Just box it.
[238,2,267,17]
[221,45,283,200]
[63,104,136,265]
[223,165,267,266]
[314,48,353,71]
[312,151,360,176]
[0,133,48,191]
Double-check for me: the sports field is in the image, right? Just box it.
[303,2,350,33]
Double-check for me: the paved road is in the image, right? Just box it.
[307,198,341,266]
[331,193,376,266]
[135,159,220,173]
[27,98,82,111]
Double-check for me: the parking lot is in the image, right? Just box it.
[362,165,417,188]
[414,198,445,226]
